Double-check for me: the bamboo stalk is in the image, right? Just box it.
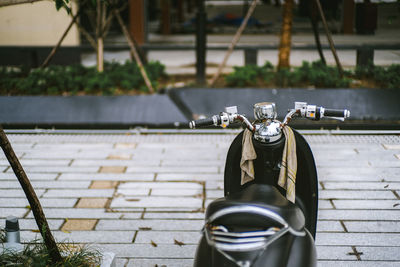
[209,0,258,87]
[75,20,97,50]
[113,9,155,93]
[314,0,343,76]
[0,126,62,264]
[41,10,81,68]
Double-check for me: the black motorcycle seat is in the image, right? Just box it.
[206,184,305,232]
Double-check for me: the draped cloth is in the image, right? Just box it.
[277,126,297,203]
[240,126,297,203]
[240,129,257,185]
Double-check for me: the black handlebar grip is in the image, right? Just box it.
[189,117,216,129]
[324,109,348,118]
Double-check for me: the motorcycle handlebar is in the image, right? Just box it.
[189,115,220,129]
[323,108,350,119]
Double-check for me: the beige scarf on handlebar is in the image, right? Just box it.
[240,126,297,203]
[277,126,297,203]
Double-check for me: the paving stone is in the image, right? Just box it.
[5,159,72,166]
[205,181,224,190]
[332,199,400,210]
[59,173,155,181]
[0,208,28,218]
[318,168,386,176]
[318,200,334,209]
[143,212,204,220]
[90,181,118,189]
[9,166,100,173]
[323,182,400,190]
[127,258,194,267]
[316,245,357,260]
[319,174,384,182]
[0,219,63,231]
[114,258,128,267]
[0,180,91,189]
[318,210,400,220]
[161,160,225,167]
[23,151,109,159]
[76,198,109,208]
[317,221,345,232]
[97,244,197,258]
[107,153,132,160]
[0,198,77,208]
[316,160,370,168]
[0,173,58,180]
[23,230,135,244]
[316,233,400,246]
[114,143,137,149]
[34,143,114,150]
[317,260,400,267]
[134,231,201,244]
[357,246,400,261]
[26,208,123,219]
[319,190,396,200]
[111,212,143,219]
[119,181,202,190]
[99,166,126,173]
[157,173,223,181]
[383,144,400,150]
[115,188,150,196]
[61,219,98,231]
[344,221,400,233]
[141,142,221,148]
[96,219,203,231]
[126,166,218,174]
[206,190,224,199]
[151,188,203,197]
[74,159,160,167]
[144,207,201,212]
[369,160,400,167]
[43,189,114,198]
[110,196,202,209]
[0,189,45,198]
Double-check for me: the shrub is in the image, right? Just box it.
[0,61,167,95]
[0,238,101,267]
[356,63,400,89]
[225,60,352,88]
[225,65,261,87]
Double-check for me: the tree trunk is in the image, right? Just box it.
[278,0,294,70]
[0,126,62,264]
[96,0,105,72]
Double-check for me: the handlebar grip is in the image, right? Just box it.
[323,109,350,118]
[189,116,219,129]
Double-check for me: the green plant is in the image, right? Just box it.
[291,61,350,88]
[0,240,101,267]
[225,65,265,87]
[0,61,167,95]
[374,64,400,89]
[356,63,400,89]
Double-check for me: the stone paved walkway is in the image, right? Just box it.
[1,132,400,267]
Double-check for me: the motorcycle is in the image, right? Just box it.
[189,102,350,267]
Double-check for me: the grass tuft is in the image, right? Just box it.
[0,233,102,267]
